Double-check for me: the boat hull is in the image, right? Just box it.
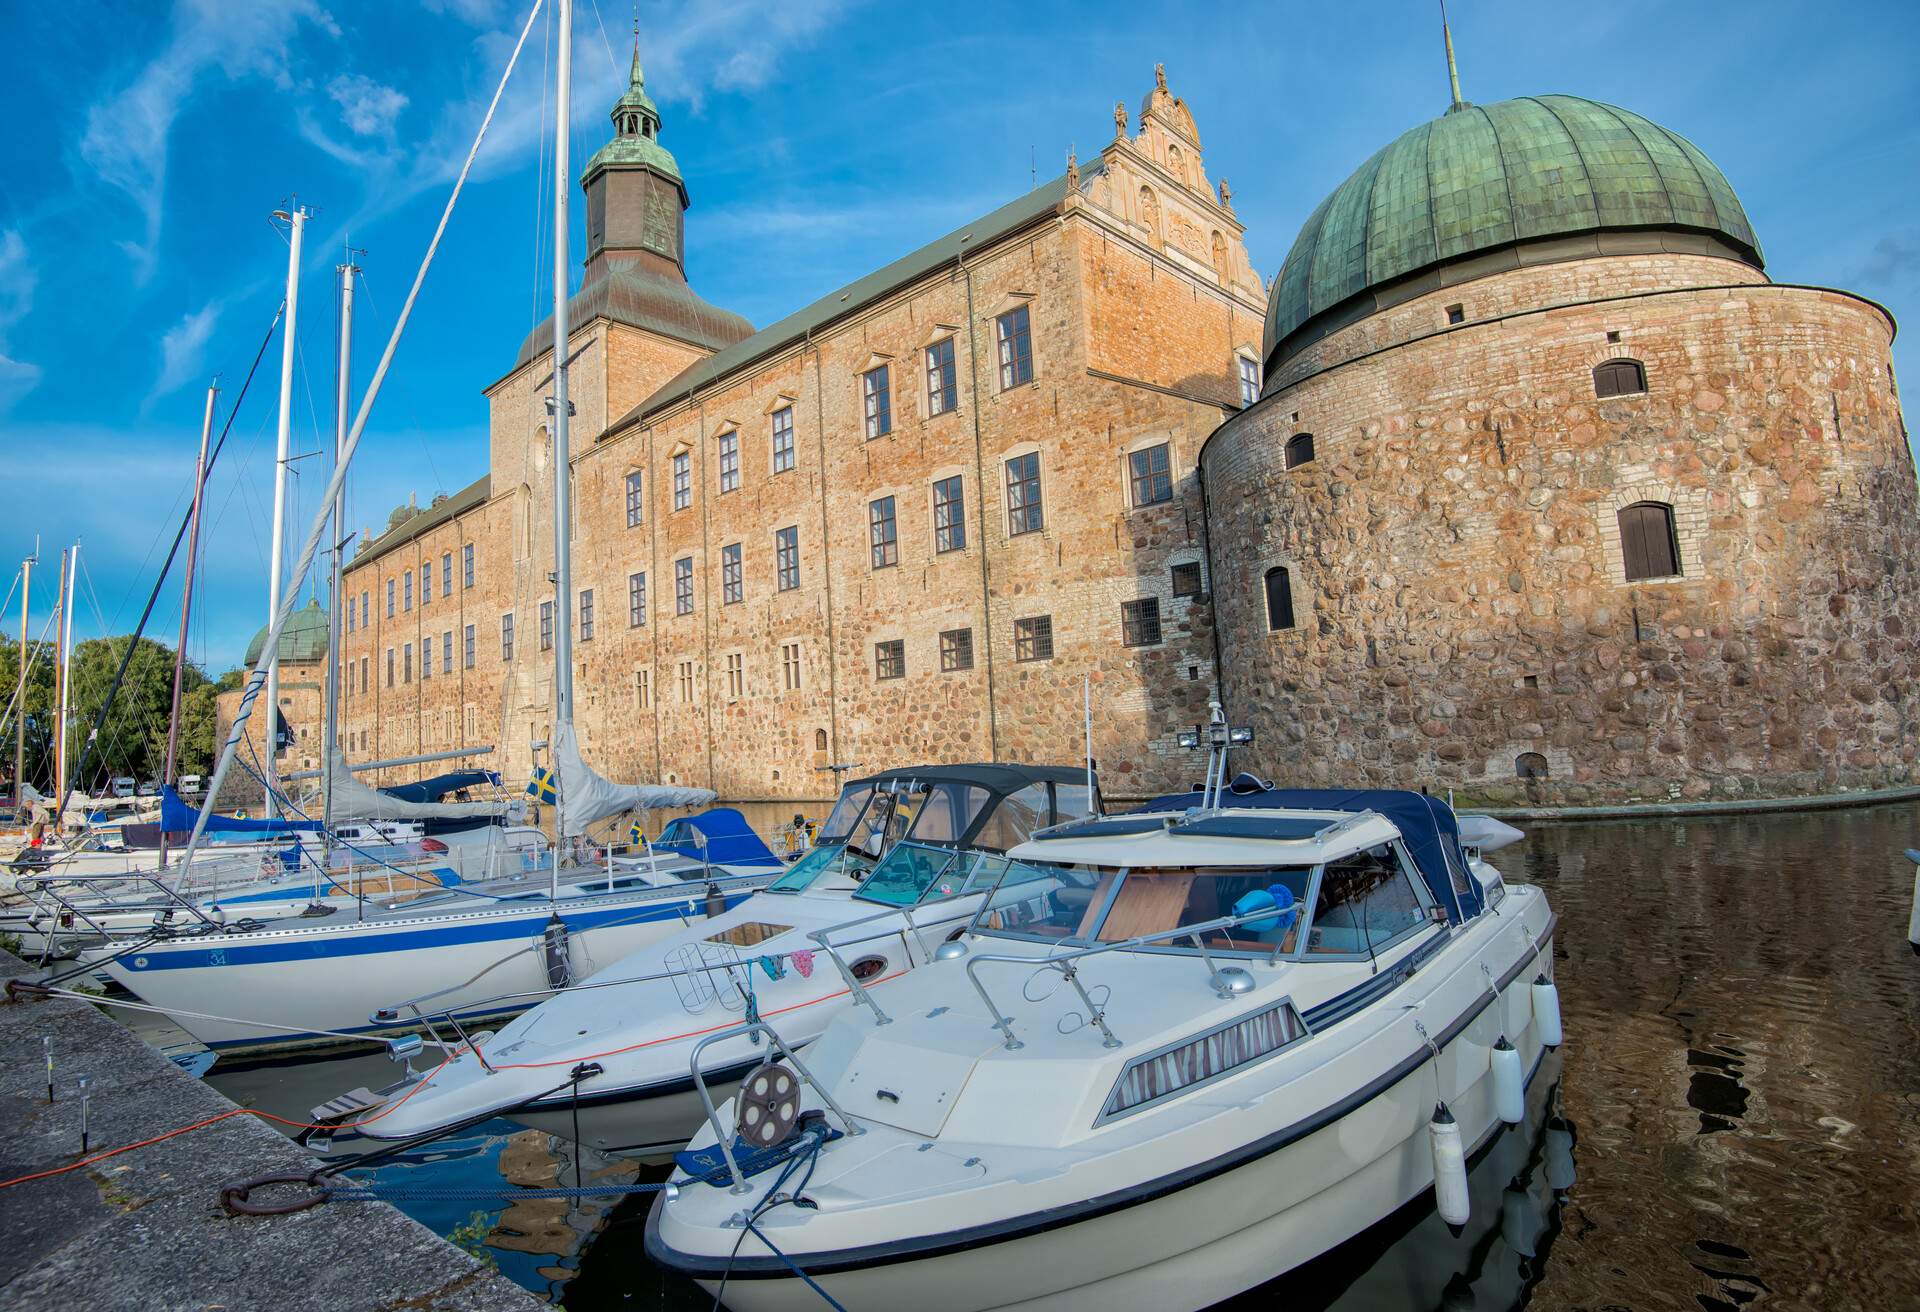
[651,920,1556,1312]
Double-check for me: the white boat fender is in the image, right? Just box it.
[1905,850,1920,953]
[541,916,572,989]
[1428,1102,1470,1229]
[1531,974,1563,1048]
[1501,1183,1538,1258]
[1545,1114,1577,1194]
[1491,1036,1525,1125]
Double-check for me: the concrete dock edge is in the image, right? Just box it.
[0,951,546,1312]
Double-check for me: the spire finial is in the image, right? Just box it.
[1440,0,1466,111]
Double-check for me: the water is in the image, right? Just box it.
[198,801,1920,1310]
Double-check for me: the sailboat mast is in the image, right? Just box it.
[265,202,309,820]
[548,0,575,874]
[325,250,356,856]
[158,385,217,867]
[53,547,75,809]
[11,552,29,819]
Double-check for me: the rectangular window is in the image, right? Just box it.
[625,470,645,527]
[781,642,801,691]
[678,660,695,703]
[726,651,744,698]
[403,642,413,683]
[501,612,515,661]
[422,558,433,601]
[926,338,957,415]
[463,624,475,669]
[771,406,795,473]
[1006,451,1043,535]
[1122,597,1163,647]
[403,570,413,611]
[875,638,906,681]
[385,648,394,687]
[1129,443,1173,506]
[628,571,647,626]
[997,305,1033,389]
[672,451,691,510]
[1171,561,1203,597]
[442,631,453,674]
[722,543,743,604]
[360,655,368,693]
[869,496,898,568]
[539,600,554,651]
[462,544,475,589]
[1238,356,1261,406]
[775,526,799,591]
[420,638,433,680]
[360,591,368,629]
[346,598,355,634]
[465,705,477,737]
[386,579,395,618]
[579,588,594,642]
[1014,614,1053,662]
[933,475,965,553]
[635,668,650,709]
[940,627,973,672]
[862,365,891,439]
[717,431,740,493]
[442,551,453,597]
[675,557,694,614]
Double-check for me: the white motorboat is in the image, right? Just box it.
[349,764,1096,1157]
[646,730,1558,1311]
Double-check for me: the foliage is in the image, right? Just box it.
[445,1210,497,1268]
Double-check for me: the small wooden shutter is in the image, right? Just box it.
[1618,503,1679,581]
[1265,567,1295,631]
[1594,359,1646,398]
[1285,433,1315,468]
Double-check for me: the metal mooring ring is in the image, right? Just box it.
[219,1171,333,1216]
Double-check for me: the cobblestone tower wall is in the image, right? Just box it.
[1203,253,1920,806]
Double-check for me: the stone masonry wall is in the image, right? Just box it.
[1205,255,1920,806]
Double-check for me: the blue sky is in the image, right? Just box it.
[2,0,1917,673]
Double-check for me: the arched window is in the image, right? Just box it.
[814,728,828,752]
[1593,358,1647,398]
[1264,566,1295,632]
[1618,501,1681,581]
[1284,433,1315,469]
[1515,752,1550,780]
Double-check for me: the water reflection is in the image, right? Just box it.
[201,801,1920,1310]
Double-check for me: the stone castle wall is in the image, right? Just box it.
[1204,255,1920,805]
[212,659,326,810]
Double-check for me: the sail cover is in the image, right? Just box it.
[553,722,714,836]
[323,749,512,821]
[158,786,320,835]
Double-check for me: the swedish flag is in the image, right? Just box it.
[526,766,557,804]
[628,820,646,847]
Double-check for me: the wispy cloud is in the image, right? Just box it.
[0,229,39,410]
[152,300,222,403]
[329,73,409,138]
[1850,229,1920,292]
[76,0,338,281]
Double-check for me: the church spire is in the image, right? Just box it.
[1440,0,1469,113]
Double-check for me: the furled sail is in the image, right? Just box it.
[323,749,511,821]
[552,722,714,836]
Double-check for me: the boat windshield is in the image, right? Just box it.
[854,841,964,907]
[765,842,873,893]
[971,862,1317,954]
[818,785,879,844]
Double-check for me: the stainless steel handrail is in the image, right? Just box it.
[16,870,228,933]
[687,1019,862,1195]
[963,908,1287,1050]
[804,847,974,1027]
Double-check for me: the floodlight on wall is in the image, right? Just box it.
[1176,729,1200,750]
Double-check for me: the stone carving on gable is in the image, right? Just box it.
[1167,210,1208,263]
[1114,101,1128,140]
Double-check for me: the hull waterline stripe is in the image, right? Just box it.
[646,912,1557,1280]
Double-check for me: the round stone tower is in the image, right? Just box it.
[1203,94,1920,806]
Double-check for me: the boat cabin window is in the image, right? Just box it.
[854,841,970,907]
[766,842,872,893]
[903,783,992,844]
[818,785,878,844]
[971,863,1314,954]
[970,782,1050,852]
[705,921,792,948]
[1051,781,1098,825]
[1305,844,1432,956]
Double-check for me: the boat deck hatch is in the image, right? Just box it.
[831,1016,997,1138]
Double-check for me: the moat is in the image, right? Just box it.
[189,799,1920,1311]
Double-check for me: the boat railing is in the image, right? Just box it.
[11,868,229,941]
[804,848,981,1027]
[960,908,1286,1051]
[686,1018,863,1194]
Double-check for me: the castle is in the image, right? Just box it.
[229,54,1918,810]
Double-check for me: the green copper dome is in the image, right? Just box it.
[243,599,329,667]
[1265,95,1763,371]
[583,46,682,194]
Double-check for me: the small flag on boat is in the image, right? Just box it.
[628,820,646,847]
[790,949,815,979]
[526,766,557,804]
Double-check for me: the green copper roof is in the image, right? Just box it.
[1265,95,1763,367]
[243,599,329,667]
[584,46,681,190]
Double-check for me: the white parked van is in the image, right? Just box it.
[110,777,137,799]
[178,775,204,796]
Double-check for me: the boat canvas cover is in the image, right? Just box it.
[323,750,510,822]
[654,808,784,868]
[553,722,715,836]
[158,786,322,836]
[380,770,502,804]
[1130,784,1483,922]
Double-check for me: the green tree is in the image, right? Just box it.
[177,668,243,780]
[0,639,58,796]
[64,636,210,794]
